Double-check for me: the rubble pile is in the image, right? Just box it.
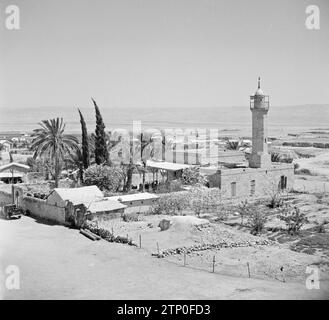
[153,239,273,258]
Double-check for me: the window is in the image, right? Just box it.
[280,176,287,190]
[250,180,255,196]
[231,182,237,197]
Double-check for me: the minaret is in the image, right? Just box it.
[249,77,271,168]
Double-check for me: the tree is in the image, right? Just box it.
[66,146,84,183]
[83,164,123,192]
[139,132,154,192]
[247,208,267,235]
[78,109,90,169]
[31,118,79,187]
[92,98,109,165]
[278,204,308,235]
[237,199,252,226]
[226,139,241,150]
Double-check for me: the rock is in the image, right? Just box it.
[158,219,171,231]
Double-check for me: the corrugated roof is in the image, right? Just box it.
[87,199,126,213]
[146,160,190,171]
[107,192,159,202]
[51,186,104,205]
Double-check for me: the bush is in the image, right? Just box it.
[295,168,313,175]
[237,199,253,226]
[268,190,284,208]
[247,208,267,235]
[314,221,326,233]
[156,180,183,193]
[149,192,189,215]
[180,167,207,186]
[122,213,139,222]
[188,187,223,218]
[278,204,308,234]
[83,164,123,191]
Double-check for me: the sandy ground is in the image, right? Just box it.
[1,216,328,300]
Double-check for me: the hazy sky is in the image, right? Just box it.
[0,0,328,110]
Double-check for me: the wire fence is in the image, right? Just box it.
[128,234,295,283]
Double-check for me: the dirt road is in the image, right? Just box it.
[0,216,327,299]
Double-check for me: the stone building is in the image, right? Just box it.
[207,78,294,198]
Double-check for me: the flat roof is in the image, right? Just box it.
[87,199,127,213]
[146,160,190,171]
[107,192,159,202]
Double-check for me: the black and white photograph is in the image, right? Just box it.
[0,0,328,304]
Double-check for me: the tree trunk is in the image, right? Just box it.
[142,171,145,192]
[79,166,84,184]
[54,156,60,188]
[125,166,134,192]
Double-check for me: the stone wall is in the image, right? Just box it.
[18,195,68,225]
[219,164,294,199]
[122,198,158,214]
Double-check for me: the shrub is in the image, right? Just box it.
[188,187,223,218]
[314,221,326,233]
[180,167,207,186]
[247,208,267,235]
[294,163,300,173]
[237,199,253,226]
[122,212,139,222]
[295,168,313,175]
[149,192,189,215]
[156,180,183,193]
[83,164,123,191]
[268,190,284,208]
[278,204,308,234]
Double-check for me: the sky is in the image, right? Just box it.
[0,0,328,110]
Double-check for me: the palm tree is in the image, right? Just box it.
[66,146,84,184]
[226,139,241,150]
[31,118,79,187]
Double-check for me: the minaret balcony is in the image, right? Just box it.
[250,95,269,111]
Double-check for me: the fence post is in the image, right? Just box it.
[212,255,215,273]
[139,234,142,248]
[184,252,186,266]
[157,242,160,255]
[247,262,251,278]
[111,227,114,236]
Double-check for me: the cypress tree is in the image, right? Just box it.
[78,108,90,169]
[92,98,109,165]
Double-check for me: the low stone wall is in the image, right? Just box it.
[19,196,67,225]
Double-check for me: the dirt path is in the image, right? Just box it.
[0,216,328,300]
